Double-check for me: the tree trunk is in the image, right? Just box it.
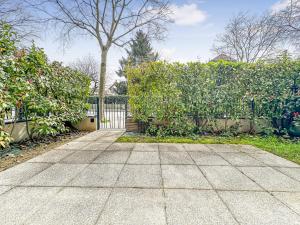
[99,48,108,121]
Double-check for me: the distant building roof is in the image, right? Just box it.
[210,54,236,62]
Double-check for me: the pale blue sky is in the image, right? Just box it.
[35,0,287,83]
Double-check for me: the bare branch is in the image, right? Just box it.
[212,12,284,62]
[28,0,171,116]
[272,0,300,48]
[69,55,99,94]
[0,0,39,40]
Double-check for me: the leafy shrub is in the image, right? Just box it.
[127,60,300,136]
[0,23,91,147]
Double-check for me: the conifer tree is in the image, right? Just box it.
[115,30,158,94]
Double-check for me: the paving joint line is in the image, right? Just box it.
[158,142,169,225]
[234,165,300,217]
[9,184,300,193]
[206,145,300,215]
[238,146,300,170]
[205,146,300,209]
[268,166,300,183]
[214,146,300,215]
[184,147,241,225]
[93,138,134,225]
[13,162,55,187]
[20,134,122,225]
[240,168,300,217]
[0,186,14,196]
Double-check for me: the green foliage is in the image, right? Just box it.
[0,23,91,147]
[111,81,128,95]
[115,30,158,95]
[127,60,300,136]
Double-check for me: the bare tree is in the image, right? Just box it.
[28,0,170,117]
[0,0,38,39]
[213,12,284,62]
[273,0,300,47]
[70,55,99,95]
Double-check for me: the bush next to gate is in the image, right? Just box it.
[0,23,91,148]
[126,60,300,136]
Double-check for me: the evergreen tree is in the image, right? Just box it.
[115,30,158,94]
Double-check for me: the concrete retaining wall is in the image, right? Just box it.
[4,116,97,143]
[73,117,97,132]
[4,122,32,142]
[126,117,268,134]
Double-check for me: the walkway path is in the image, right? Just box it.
[0,130,299,225]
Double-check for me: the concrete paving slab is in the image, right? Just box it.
[55,141,91,150]
[160,151,194,165]
[219,191,300,225]
[0,162,52,185]
[162,165,211,189]
[97,188,166,225]
[75,132,107,141]
[239,145,268,154]
[239,167,300,192]
[27,187,111,225]
[98,131,124,137]
[183,144,212,152]
[107,143,135,151]
[218,152,265,166]
[60,151,103,164]
[0,186,11,195]
[1,131,299,225]
[277,167,300,182]
[159,143,186,151]
[28,150,74,163]
[272,192,300,215]
[165,189,238,225]
[93,151,131,164]
[93,131,124,142]
[22,163,87,186]
[201,166,262,191]
[69,164,123,187]
[0,187,60,225]
[133,143,159,151]
[250,153,300,167]
[94,136,119,142]
[189,152,230,166]
[127,151,160,164]
[116,165,162,188]
[81,142,112,150]
[207,144,242,152]
[74,136,98,142]
[101,134,124,138]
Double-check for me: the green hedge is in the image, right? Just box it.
[0,23,91,147]
[126,60,300,136]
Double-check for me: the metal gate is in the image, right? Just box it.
[87,96,128,130]
[100,96,128,129]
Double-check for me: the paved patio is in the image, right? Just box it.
[0,130,299,225]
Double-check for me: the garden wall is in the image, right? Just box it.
[3,117,97,143]
[74,116,97,132]
[126,117,268,134]
[4,122,33,142]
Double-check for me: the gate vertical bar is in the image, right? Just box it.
[96,96,100,130]
[125,97,128,129]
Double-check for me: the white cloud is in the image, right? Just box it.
[170,4,207,26]
[271,0,290,13]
